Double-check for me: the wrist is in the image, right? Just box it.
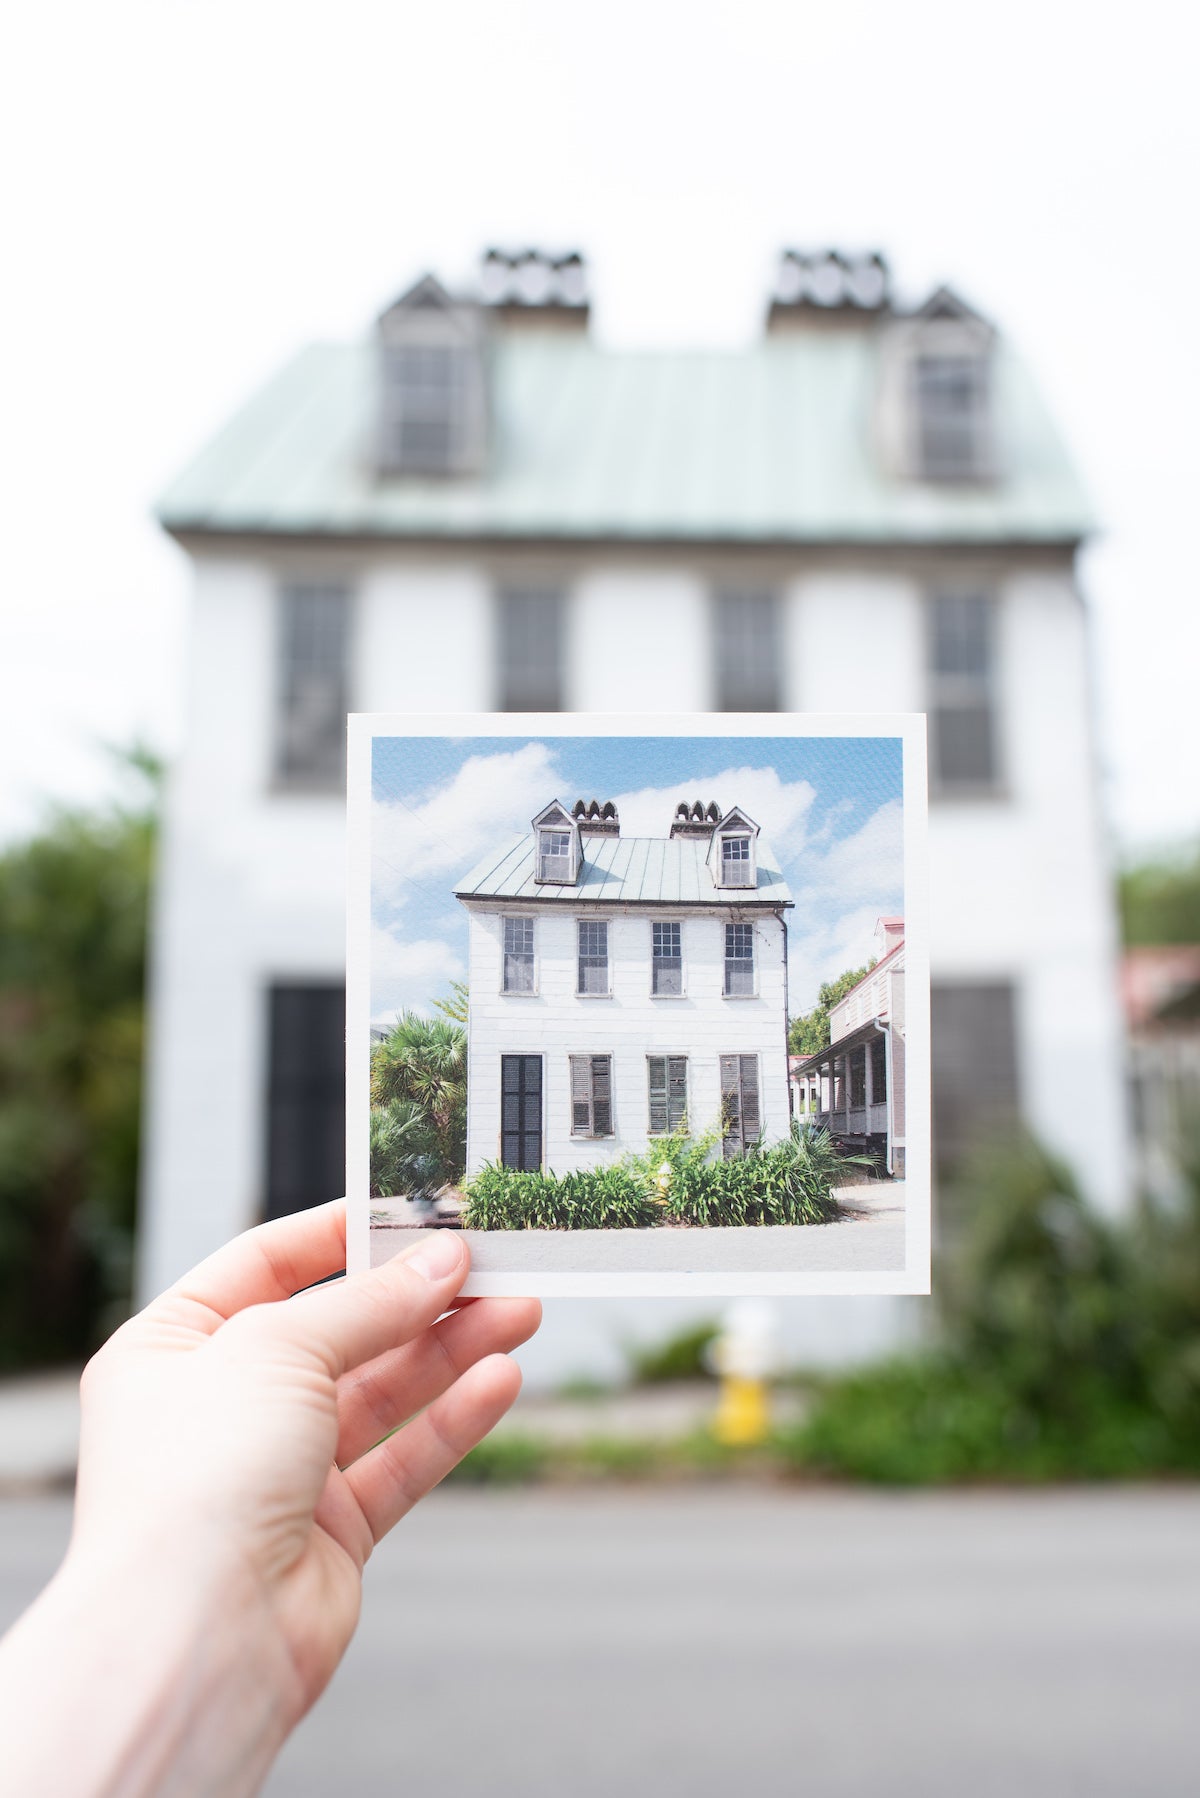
[0,1537,300,1798]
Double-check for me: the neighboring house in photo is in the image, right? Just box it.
[455,798,792,1175]
[790,917,907,1174]
[139,243,1129,1320]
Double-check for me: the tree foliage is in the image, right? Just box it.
[0,752,158,1369]
[1119,842,1200,945]
[788,961,874,1056]
[370,1008,467,1186]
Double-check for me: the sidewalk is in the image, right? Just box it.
[0,1370,81,1492]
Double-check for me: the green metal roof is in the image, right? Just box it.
[158,333,1092,545]
[455,832,793,907]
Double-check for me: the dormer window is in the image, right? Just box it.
[914,353,991,481]
[538,830,572,882]
[709,806,761,891]
[375,275,487,478]
[720,835,754,888]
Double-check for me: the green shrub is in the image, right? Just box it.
[663,1129,845,1228]
[462,1163,661,1230]
[447,1433,551,1485]
[626,1320,719,1384]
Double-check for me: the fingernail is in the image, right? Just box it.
[401,1231,465,1282]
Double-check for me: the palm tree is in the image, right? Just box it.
[370,1011,466,1182]
[369,1098,443,1200]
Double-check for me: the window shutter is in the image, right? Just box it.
[591,1056,612,1135]
[739,1056,761,1138]
[648,1057,668,1135]
[667,1056,687,1131]
[570,1055,592,1132]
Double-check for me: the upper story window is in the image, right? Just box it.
[714,589,783,710]
[381,344,470,474]
[502,917,535,993]
[651,922,682,996]
[724,923,755,996]
[538,830,573,882]
[720,835,753,887]
[498,587,565,711]
[711,809,760,890]
[274,583,350,790]
[928,591,999,792]
[914,353,991,481]
[375,275,486,479]
[577,920,610,995]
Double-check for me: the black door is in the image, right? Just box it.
[501,1055,542,1170]
[264,983,345,1220]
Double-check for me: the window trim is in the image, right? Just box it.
[569,1052,615,1138]
[647,1054,689,1136]
[576,918,611,997]
[272,581,353,794]
[650,919,684,998]
[500,914,537,996]
[926,588,1004,798]
[723,920,757,999]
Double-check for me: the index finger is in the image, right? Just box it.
[142,1199,348,1336]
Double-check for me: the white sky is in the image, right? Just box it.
[3,0,1197,850]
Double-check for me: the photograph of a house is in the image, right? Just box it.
[351,720,929,1292]
[456,796,792,1175]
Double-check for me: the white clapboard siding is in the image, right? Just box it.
[465,906,790,1174]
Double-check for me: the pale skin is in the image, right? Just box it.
[0,1201,541,1797]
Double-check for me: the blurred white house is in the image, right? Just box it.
[139,246,1129,1363]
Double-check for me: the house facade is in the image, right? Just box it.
[791,917,907,1174]
[456,799,792,1175]
[139,245,1130,1335]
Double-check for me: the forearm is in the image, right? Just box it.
[0,1545,298,1798]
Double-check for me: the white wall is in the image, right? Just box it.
[465,906,790,1173]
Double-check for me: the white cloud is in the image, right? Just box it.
[369,926,465,1026]
[788,905,891,1014]
[611,765,817,856]
[372,741,561,904]
[795,799,904,908]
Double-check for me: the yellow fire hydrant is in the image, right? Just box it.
[710,1301,779,1446]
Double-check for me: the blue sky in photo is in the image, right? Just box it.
[369,733,904,1025]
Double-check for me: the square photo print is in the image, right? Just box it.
[347,714,929,1295]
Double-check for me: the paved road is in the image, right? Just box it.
[5,1486,1198,1796]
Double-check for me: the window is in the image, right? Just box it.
[502,917,535,992]
[724,923,755,996]
[498,587,565,711]
[275,584,350,788]
[850,1047,867,1108]
[538,830,573,883]
[570,1054,613,1135]
[577,920,609,994]
[720,835,754,888]
[714,590,782,711]
[914,354,990,480]
[931,981,1019,1177]
[871,1034,887,1103]
[652,922,682,995]
[720,1054,761,1158]
[928,592,998,790]
[264,984,345,1220]
[380,343,469,474]
[648,1056,688,1135]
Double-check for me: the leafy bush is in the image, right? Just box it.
[663,1126,845,1228]
[369,1098,444,1200]
[783,1133,1200,1483]
[626,1320,719,1384]
[462,1163,661,1230]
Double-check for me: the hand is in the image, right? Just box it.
[0,1201,540,1797]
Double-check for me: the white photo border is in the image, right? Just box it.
[347,711,930,1297]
